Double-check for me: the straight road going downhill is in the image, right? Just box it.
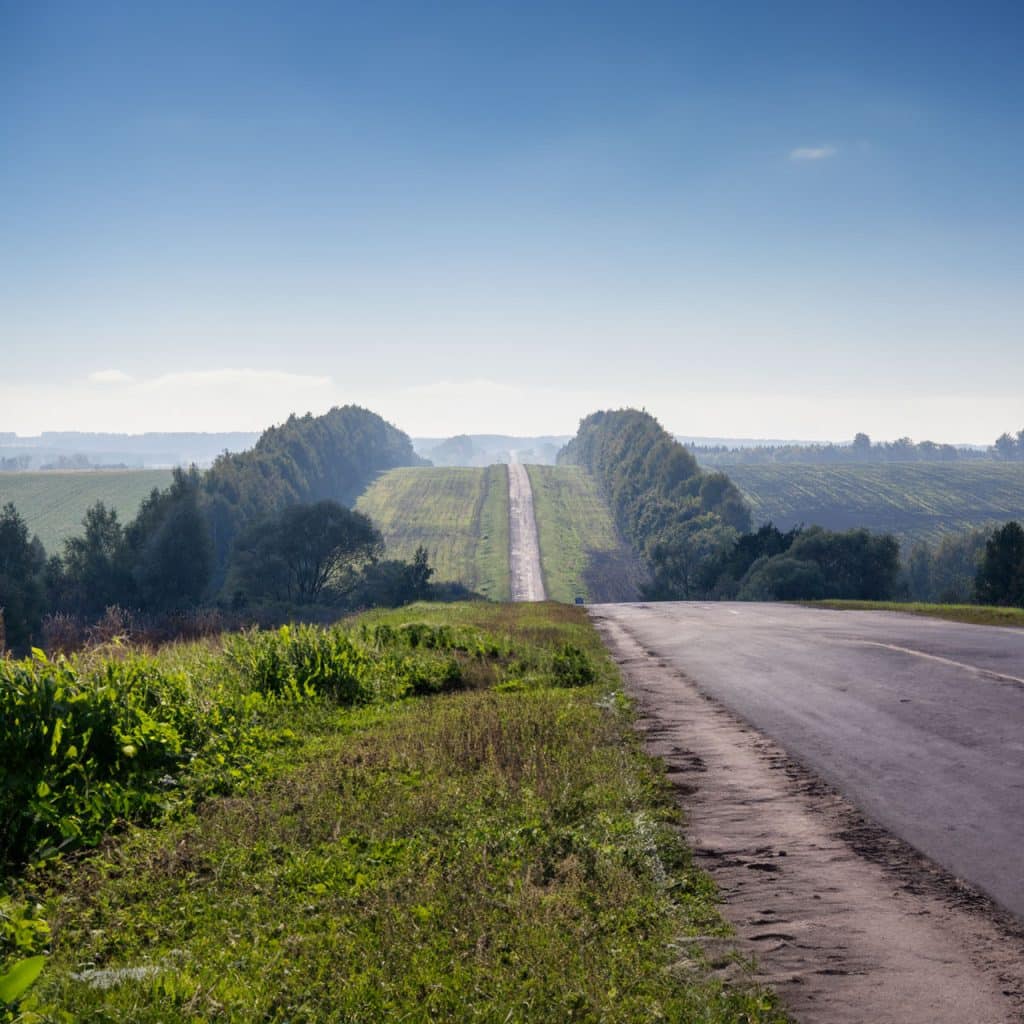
[595,601,1024,918]
[507,461,545,602]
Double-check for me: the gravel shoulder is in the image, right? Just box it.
[593,607,1024,1024]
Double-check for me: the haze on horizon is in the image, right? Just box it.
[2,2,1022,445]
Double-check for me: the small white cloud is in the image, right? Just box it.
[789,145,837,161]
[88,369,134,384]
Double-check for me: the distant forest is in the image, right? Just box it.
[692,429,1024,466]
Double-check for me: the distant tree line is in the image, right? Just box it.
[905,522,1024,606]
[0,406,439,654]
[558,409,1024,608]
[696,523,901,600]
[558,409,751,599]
[692,429,1024,467]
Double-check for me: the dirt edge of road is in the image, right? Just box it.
[592,610,1024,1024]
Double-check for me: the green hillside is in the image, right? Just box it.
[0,470,173,554]
[356,466,510,600]
[725,462,1024,551]
[527,465,643,602]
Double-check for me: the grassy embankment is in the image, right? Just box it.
[1,603,784,1022]
[526,465,641,603]
[722,463,1024,551]
[805,599,1024,628]
[0,471,173,553]
[357,466,510,601]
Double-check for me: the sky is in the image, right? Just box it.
[2,0,1022,444]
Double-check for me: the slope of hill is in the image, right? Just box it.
[725,463,1024,551]
[0,470,173,554]
[526,465,644,602]
[355,466,510,600]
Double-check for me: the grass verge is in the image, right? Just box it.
[803,599,1024,628]
[4,603,784,1023]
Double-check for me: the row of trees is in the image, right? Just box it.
[559,409,751,599]
[693,429,1024,467]
[696,523,901,600]
[201,405,427,586]
[556,410,1021,605]
[0,407,434,653]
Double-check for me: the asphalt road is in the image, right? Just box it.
[507,462,545,602]
[593,602,1024,919]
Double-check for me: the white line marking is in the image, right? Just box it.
[853,641,1024,686]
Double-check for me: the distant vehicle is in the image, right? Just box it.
[574,596,585,605]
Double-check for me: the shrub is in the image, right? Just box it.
[550,644,597,687]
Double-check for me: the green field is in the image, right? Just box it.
[527,464,642,603]
[725,463,1024,552]
[356,465,511,599]
[0,470,173,554]
[4,603,783,1023]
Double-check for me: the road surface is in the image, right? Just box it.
[507,462,545,602]
[592,601,1024,1022]
[595,601,1024,917]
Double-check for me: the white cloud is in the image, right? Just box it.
[789,145,837,161]
[88,369,134,384]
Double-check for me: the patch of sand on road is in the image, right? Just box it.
[593,610,1024,1024]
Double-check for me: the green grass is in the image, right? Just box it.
[8,603,785,1023]
[357,466,511,600]
[526,465,639,603]
[804,599,1024,628]
[723,462,1024,552]
[0,471,173,555]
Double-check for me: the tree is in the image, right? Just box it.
[738,556,826,601]
[0,503,46,652]
[408,545,434,600]
[58,502,132,616]
[230,501,383,604]
[785,527,900,600]
[354,546,435,608]
[126,467,212,612]
[975,521,1024,607]
[994,433,1018,460]
[852,432,871,455]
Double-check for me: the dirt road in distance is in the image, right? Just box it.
[507,461,546,602]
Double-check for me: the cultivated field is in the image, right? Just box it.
[356,466,511,600]
[527,465,643,602]
[0,470,173,554]
[725,462,1024,551]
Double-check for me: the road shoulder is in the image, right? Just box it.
[592,609,1024,1024]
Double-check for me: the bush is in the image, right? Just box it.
[550,644,597,687]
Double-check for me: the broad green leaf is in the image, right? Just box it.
[0,955,46,1004]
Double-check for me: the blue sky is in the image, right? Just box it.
[2,1,1022,441]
